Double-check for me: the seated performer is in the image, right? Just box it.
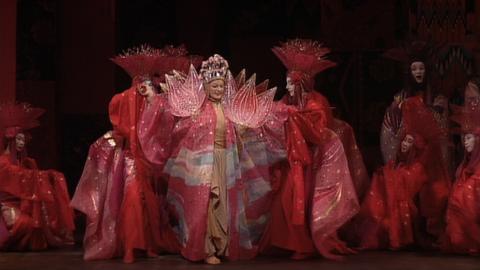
[380,41,451,247]
[356,97,442,250]
[443,101,480,255]
[0,103,74,251]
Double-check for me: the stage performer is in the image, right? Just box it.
[259,39,360,260]
[156,54,277,264]
[0,103,74,251]
[356,97,443,250]
[380,41,451,247]
[71,44,199,263]
[443,102,480,255]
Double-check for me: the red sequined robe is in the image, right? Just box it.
[71,88,178,262]
[260,91,359,258]
[357,159,427,249]
[443,147,480,254]
[0,153,74,250]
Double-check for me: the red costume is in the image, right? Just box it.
[0,103,74,250]
[380,42,451,244]
[71,45,198,262]
[443,105,480,254]
[139,55,278,263]
[357,97,442,249]
[260,39,360,259]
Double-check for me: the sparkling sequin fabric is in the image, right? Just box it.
[70,133,123,260]
[443,103,480,254]
[138,57,278,261]
[0,154,74,250]
[72,88,179,263]
[158,100,275,261]
[256,91,360,258]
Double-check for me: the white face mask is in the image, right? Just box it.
[465,82,480,109]
[137,80,154,96]
[464,133,476,153]
[286,77,295,96]
[401,134,414,153]
[15,133,26,152]
[410,61,426,83]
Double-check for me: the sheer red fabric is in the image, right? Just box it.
[109,88,177,259]
[72,88,179,263]
[443,105,480,254]
[357,160,427,249]
[443,146,480,254]
[0,154,74,250]
[354,96,449,250]
[404,97,451,240]
[261,92,359,259]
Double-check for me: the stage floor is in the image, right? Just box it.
[0,249,478,270]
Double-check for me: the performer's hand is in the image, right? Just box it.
[106,131,124,147]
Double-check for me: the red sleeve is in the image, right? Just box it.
[109,93,130,139]
[0,155,54,202]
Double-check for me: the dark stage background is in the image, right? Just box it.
[1,0,479,194]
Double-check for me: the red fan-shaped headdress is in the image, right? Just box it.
[154,44,203,82]
[272,39,336,90]
[0,102,45,139]
[111,44,163,81]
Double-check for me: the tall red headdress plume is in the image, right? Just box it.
[154,44,203,80]
[272,39,336,86]
[0,102,45,138]
[111,44,163,79]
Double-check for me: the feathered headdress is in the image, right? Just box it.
[272,39,336,89]
[111,44,162,80]
[154,44,203,82]
[0,102,45,139]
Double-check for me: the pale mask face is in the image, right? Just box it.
[465,82,480,109]
[410,61,426,83]
[464,133,476,153]
[137,80,155,97]
[15,133,26,152]
[286,77,295,96]
[401,134,415,153]
[205,79,225,101]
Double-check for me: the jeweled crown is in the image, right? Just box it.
[200,54,229,82]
